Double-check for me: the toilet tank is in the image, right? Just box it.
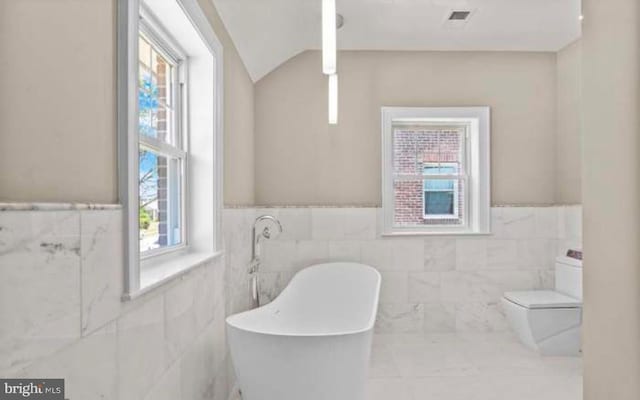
[555,256,583,300]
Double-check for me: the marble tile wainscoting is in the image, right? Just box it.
[0,205,582,400]
[241,206,582,334]
[0,208,230,400]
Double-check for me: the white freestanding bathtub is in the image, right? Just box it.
[226,262,381,400]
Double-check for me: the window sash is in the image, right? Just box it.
[138,147,186,259]
[137,22,188,259]
[423,182,460,219]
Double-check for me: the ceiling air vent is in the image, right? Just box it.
[448,11,471,21]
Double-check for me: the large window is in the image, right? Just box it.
[138,29,186,256]
[382,107,490,235]
[119,0,223,296]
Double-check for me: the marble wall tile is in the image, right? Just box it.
[408,272,440,303]
[517,239,555,269]
[455,238,487,270]
[194,258,225,332]
[423,303,456,333]
[164,276,197,364]
[390,240,424,271]
[261,240,296,271]
[379,271,409,303]
[0,211,81,375]
[342,208,378,240]
[486,239,518,270]
[257,208,311,241]
[295,240,329,268]
[361,240,394,270]
[534,207,558,239]
[180,320,226,400]
[311,208,377,240]
[376,304,425,333]
[310,208,344,240]
[80,210,123,335]
[493,207,536,239]
[1,207,232,400]
[441,271,540,304]
[117,296,166,400]
[20,322,117,400]
[223,209,255,317]
[328,240,362,262]
[143,361,181,400]
[424,239,456,271]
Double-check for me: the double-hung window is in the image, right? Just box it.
[138,26,186,256]
[119,0,224,297]
[382,107,491,235]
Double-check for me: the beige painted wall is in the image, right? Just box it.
[0,0,117,203]
[581,0,640,398]
[196,0,255,206]
[0,0,255,205]
[556,40,582,204]
[254,50,557,206]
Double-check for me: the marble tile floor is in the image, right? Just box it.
[368,332,582,400]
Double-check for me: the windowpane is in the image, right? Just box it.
[393,128,464,176]
[424,178,455,191]
[139,148,183,253]
[424,190,454,215]
[138,35,175,144]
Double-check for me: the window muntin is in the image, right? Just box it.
[137,29,186,256]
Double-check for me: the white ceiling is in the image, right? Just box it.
[212,0,582,82]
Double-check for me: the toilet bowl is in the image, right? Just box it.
[502,255,582,356]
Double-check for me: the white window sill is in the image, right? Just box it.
[382,231,492,237]
[123,250,223,301]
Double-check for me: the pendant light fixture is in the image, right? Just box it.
[323,0,338,124]
[328,73,338,125]
[322,0,336,75]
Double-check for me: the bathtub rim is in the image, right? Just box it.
[226,262,381,337]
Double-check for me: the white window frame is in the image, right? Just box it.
[118,0,224,298]
[381,107,491,236]
[422,162,460,220]
[138,14,188,259]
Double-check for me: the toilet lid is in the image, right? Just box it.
[504,290,582,309]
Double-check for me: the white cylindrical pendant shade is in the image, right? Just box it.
[322,0,336,74]
[328,74,338,125]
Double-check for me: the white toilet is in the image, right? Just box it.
[502,255,583,356]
